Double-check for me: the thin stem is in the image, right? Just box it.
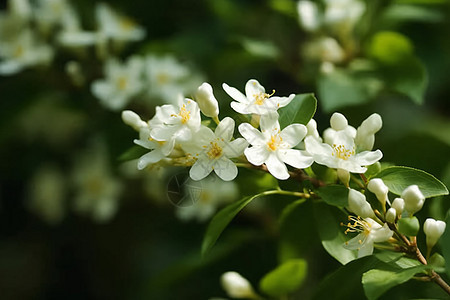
[212,116,220,125]
[350,174,365,189]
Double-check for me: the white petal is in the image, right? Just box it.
[245,79,265,99]
[238,123,265,145]
[137,150,165,170]
[304,136,333,156]
[244,146,268,166]
[280,124,307,148]
[215,117,235,141]
[338,159,367,173]
[371,223,393,243]
[357,240,374,258]
[353,150,383,166]
[231,101,251,114]
[272,94,295,108]
[344,233,366,250]
[223,83,249,104]
[265,153,289,180]
[214,157,238,181]
[223,138,248,158]
[189,159,213,181]
[260,111,280,132]
[278,149,313,169]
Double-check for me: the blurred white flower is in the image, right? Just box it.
[297,0,320,32]
[56,3,97,48]
[182,118,248,181]
[303,37,345,66]
[220,271,257,299]
[223,79,294,116]
[344,217,393,258]
[72,141,123,223]
[175,176,238,222]
[239,112,313,180]
[323,0,365,33]
[0,29,53,75]
[91,56,144,111]
[95,2,146,42]
[27,165,66,224]
[34,0,72,33]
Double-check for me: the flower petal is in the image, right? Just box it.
[137,150,165,170]
[223,83,249,104]
[244,146,268,166]
[230,101,251,114]
[353,149,383,166]
[280,124,307,148]
[214,157,238,181]
[223,138,248,158]
[215,117,235,141]
[278,149,313,169]
[189,159,212,181]
[245,79,265,99]
[273,94,295,108]
[371,223,393,243]
[304,136,333,157]
[265,153,289,180]
[260,111,280,132]
[238,123,265,145]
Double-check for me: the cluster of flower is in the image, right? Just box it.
[297,0,366,73]
[122,79,383,182]
[0,0,145,75]
[346,179,446,258]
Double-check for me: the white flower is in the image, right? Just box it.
[401,185,425,216]
[56,4,97,48]
[367,178,389,207]
[183,118,248,181]
[195,82,219,118]
[133,126,167,170]
[9,0,32,22]
[34,0,72,32]
[323,0,365,32]
[303,37,345,65]
[344,217,393,258]
[150,97,202,155]
[391,198,404,217]
[223,79,295,115]
[304,113,383,174]
[175,176,238,222]
[91,56,144,111]
[95,2,145,42]
[0,29,53,75]
[72,141,122,223]
[145,54,193,104]
[355,113,383,151]
[239,112,313,180]
[423,218,446,249]
[348,188,374,219]
[122,110,148,132]
[221,271,256,299]
[297,0,320,32]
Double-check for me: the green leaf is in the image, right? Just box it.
[368,31,414,65]
[279,198,307,228]
[117,145,148,161]
[316,185,349,208]
[375,166,449,198]
[314,203,357,265]
[201,192,267,256]
[317,69,379,112]
[259,259,307,297]
[441,211,450,278]
[278,93,317,129]
[362,266,428,300]
[397,217,420,236]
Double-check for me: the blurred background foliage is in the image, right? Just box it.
[0,0,450,299]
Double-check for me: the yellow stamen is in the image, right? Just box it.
[117,77,128,90]
[171,104,191,124]
[206,141,223,159]
[119,17,136,31]
[267,133,282,151]
[332,144,355,160]
[157,73,169,85]
[254,90,275,105]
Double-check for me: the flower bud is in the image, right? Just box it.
[330,112,348,131]
[348,188,375,218]
[306,119,321,141]
[297,1,320,31]
[221,271,256,299]
[401,185,425,216]
[195,82,219,118]
[367,178,389,206]
[337,168,350,187]
[122,110,148,132]
[360,113,382,135]
[385,208,397,224]
[423,218,446,249]
[391,198,404,217]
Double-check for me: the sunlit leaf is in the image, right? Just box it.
[278,93,317,128]
[375,166,449,198]
[259,259,307,297]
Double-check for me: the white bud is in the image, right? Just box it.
[297,1,320,31]
[385,208,397,223]
[330,112,348,131]
[220,271,255,299]
[391,198,404,217]
[306,119,321,141]
[360,113,383,134]
[121,110,148,132]
[401,185,425,216]
[367,178,389,206]
[348,189,375,219]
[195,82,219,118]
[337,168,350,187]
[423,218,446,249]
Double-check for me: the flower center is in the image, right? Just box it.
[206,142,223,159]
[254,90,275,106]
[332,144,355,160]
[120,17,136,31]
[199,191,212,204]
[116,77,128,90]
[343,216,371,236]
[14,45,24,58]
[267,134,282,151]
[157,73,170,85]
[172,104,191,124]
